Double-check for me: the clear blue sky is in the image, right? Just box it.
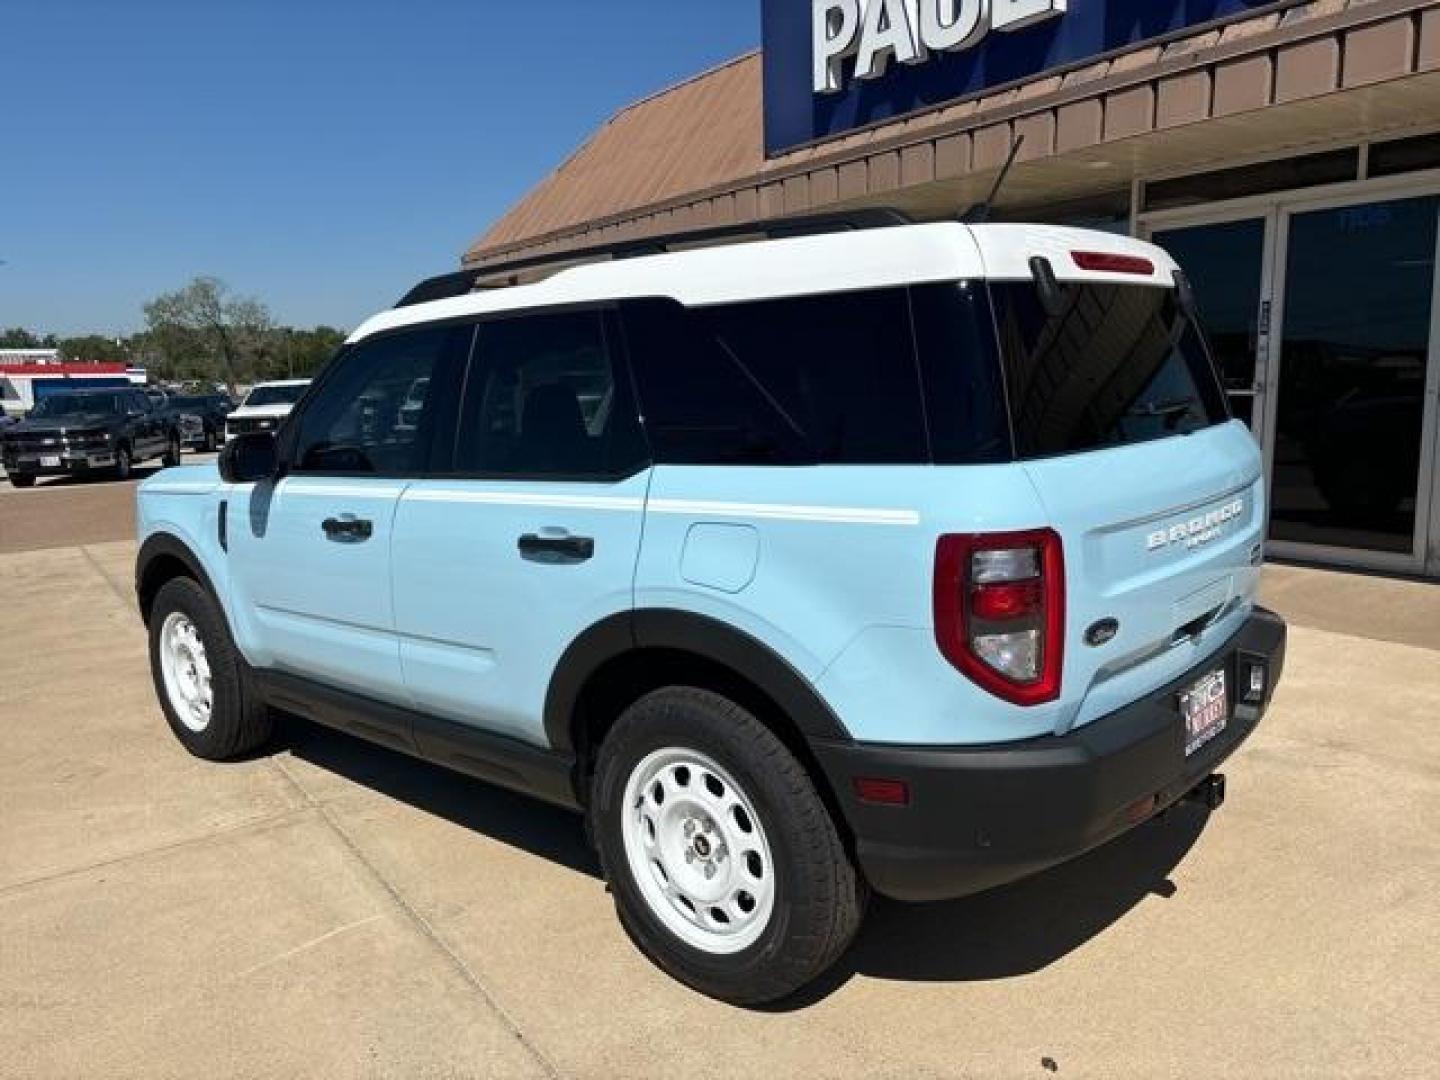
[1,0,759,336]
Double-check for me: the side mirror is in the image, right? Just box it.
[219,431,279,483]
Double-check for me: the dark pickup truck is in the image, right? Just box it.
[1,387,183,488]
[168,392,234,452]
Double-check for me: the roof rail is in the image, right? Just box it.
[395,208,916,309]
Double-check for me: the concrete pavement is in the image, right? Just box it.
[1,530,1437,1077]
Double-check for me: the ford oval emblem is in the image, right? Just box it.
[1085,618,1120,648]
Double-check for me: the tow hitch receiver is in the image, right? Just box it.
[1185,773,1227,811]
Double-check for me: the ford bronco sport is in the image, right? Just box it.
[135,215,1286,1004]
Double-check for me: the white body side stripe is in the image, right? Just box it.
[405,489,645,512]
[402,489,920,526]
[649,498,919,526]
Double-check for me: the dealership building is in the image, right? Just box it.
[466,0,1440,579]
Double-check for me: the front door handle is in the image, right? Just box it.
[322,516,373,543]
[518,533,594,562]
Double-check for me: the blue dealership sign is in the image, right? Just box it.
[763,1,1287,156]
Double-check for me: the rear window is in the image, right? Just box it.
[990,282,1229,459]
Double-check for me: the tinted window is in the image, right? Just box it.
[909,283,1011,464]
[1369,132,1440,179]
[624,290,929,465]
[32,393,124,417]
[291,325,461,475]
[1142,149,1358,213]
[455,310,645,478]
[990,282,1228,459]
[245,384,307,408]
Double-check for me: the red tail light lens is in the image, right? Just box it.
[970,579,1042,621]
[1071,251,1155,276]
[934,529,1065,706]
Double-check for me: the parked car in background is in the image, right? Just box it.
[2,387,183,487]
[169,392,235,452]
[223,379,310,443]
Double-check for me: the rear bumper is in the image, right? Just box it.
[812,608,1286,902]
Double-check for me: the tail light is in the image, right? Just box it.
[934,529,1065,706]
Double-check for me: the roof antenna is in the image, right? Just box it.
[961,134,1024,224]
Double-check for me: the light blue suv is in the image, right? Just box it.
[136,216,1287,1004]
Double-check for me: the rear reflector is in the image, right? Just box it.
[853,777,910,806]
[1071,251,1155,276]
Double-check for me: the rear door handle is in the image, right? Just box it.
[322,516,373,543]
[518,533,594,561]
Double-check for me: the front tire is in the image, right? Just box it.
[8,473,35,488]
[147,577,272,760]
[113,444,132,481]
[162,432,182,467]
[592,687,866,1005]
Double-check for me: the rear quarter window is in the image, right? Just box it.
[622,288,982,466]
[990,281,1229,459]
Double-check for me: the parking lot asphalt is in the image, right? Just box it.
[2,472,1438,1078]
[0,454,217,555]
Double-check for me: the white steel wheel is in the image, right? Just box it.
[158,611,213,732]
[621,747,776,955]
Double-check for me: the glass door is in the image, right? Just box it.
[1266,194,1439,567]
[1151,216,1274,432]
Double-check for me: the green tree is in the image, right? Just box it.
[0,328,57,350]
[58,335,130,363]
[264,326,346,379]
[142,277,273,392]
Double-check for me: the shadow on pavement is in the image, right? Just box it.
[279,716,602,878]
[776,801,1208,1009]
[277,716,1209,1006]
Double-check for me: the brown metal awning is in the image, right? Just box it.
[465,0,1440,272]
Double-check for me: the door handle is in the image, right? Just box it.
[322,516,373,542]
[518,533,594,561]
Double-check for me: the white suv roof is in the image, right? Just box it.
[352,222,1179,345]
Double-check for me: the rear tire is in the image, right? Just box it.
[147,576,272,760]
[8,473,35,488]
[591,687,866,1005]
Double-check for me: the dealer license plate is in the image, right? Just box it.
[1181,669,1227,757]
[40,455,61,468]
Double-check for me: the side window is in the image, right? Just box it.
[622,290,930,465]
[290,323,462,475]
[455,310,645,478]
